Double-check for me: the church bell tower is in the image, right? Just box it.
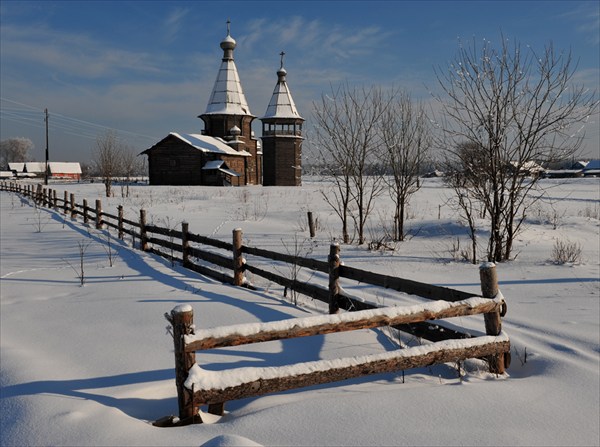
[260,52,304,186]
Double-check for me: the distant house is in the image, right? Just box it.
[510,160,545,178]
[8,162,82,180]
[572,160,589,170]
[544,169,583,179]
[582,159,600,177]
[24,162,47,175]
[48,162,82,180]
[422,169,444,178]
[8,162,25,173]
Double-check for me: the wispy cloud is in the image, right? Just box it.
[163,7,189,44]
[561,2,600,46]
[1,24,165,80]
[239,16,393,63]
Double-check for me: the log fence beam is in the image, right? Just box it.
[95,199,103,229]
[479,262,507,373]
[166,305,200,423]
[185,297,503,352]
[232,228,244,286]
[70,193,76,220]
[140,209,148,251]
[328,243,341,314]
[182,222,190,267]
[192,337,510,405]
[118,205,124,239]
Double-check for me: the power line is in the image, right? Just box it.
[0,97,159,143]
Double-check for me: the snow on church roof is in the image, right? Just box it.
[262,56,303,120]
[173,133,251,156]
[203,28,252,116]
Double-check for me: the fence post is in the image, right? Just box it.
[42,187,47,207]
[167,305,199,423]
[82,199,89,224]
[63,191,69,214]
[479,262,506,374]
[307,211,316,238]
[140,209,148,251]
[53,189,58,210]
[328,243,341,314]
[70,193,76,220]
[36,184,42,205]
[182,222,189,267]
[233,228,244,286]
[95,199,103,229]
[118,205,124,240]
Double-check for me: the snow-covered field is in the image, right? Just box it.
[1,177,599,446]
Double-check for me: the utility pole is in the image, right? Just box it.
[44,108,49,185]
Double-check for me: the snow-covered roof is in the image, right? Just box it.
[583,159,600,171]
[8,162,82,174]
[202,160,241,177]
[8,162,25,172]
[203,31,252,116]
[173,133,251,156]
[262,66,303,120]
[24,162,46,173]
[510,160,545,172]
[49,162,82,174]
[0,171,15,178]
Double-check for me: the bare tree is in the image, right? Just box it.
[434,35,599,261]
[93,131,123,198]
[120,146,139,198]
[443,146,481,264]
[0,137,33,168]
[313,83,391,244]
[380,91,431,241]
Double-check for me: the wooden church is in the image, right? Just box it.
[142,22,303,186]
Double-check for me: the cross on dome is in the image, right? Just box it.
[280,51,286,70]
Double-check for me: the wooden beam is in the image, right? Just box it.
[192,336,510,405]
[185,297,501,352]
[243,263,330,302]
[339,265,476,302]
[242,244,329,274]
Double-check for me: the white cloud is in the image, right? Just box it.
[561,2,600,46]
[1,24,166,79]
[239,16,393,63]
[163,7,190,44]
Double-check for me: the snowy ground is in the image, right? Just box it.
[1,177,599,446]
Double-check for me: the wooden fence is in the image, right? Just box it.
[2,181,510,425]
[161,275,509,426]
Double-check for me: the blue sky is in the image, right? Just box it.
[1,0,599,163]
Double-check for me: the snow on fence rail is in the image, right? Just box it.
[2,182,511,424]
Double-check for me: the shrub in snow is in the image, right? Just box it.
[551,239,582,265]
